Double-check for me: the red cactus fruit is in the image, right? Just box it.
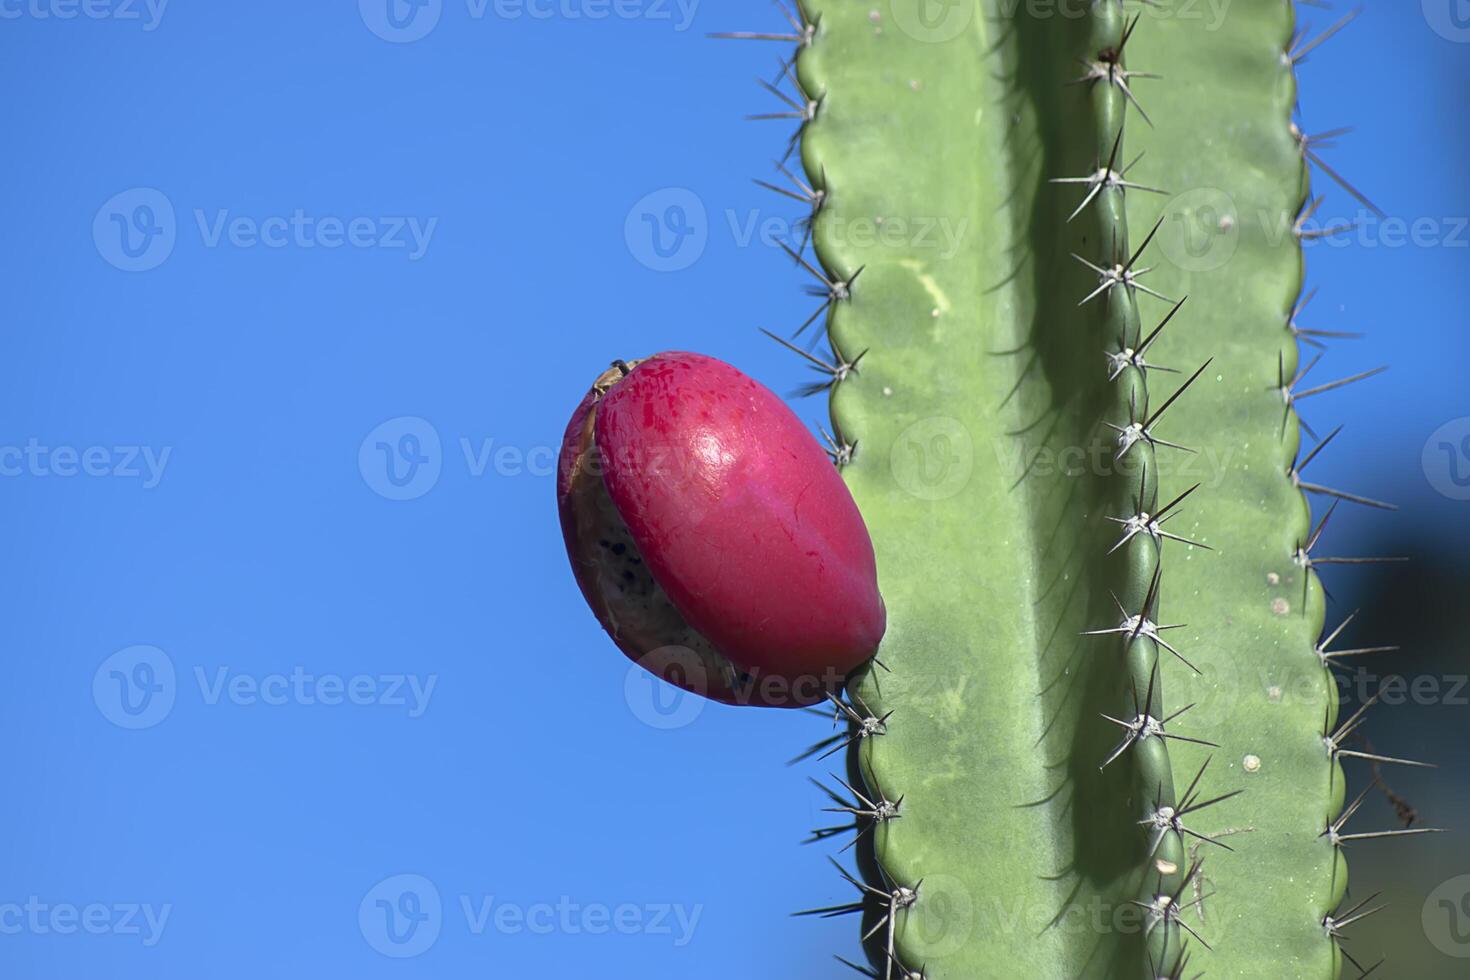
[557,352,885,708]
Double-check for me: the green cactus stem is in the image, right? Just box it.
[710,0,1428,976]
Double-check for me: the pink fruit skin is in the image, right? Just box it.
[592,352,885,697]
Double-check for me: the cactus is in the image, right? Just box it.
[703,1,1429,976]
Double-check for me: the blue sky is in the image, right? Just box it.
[0,2,1465,977]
